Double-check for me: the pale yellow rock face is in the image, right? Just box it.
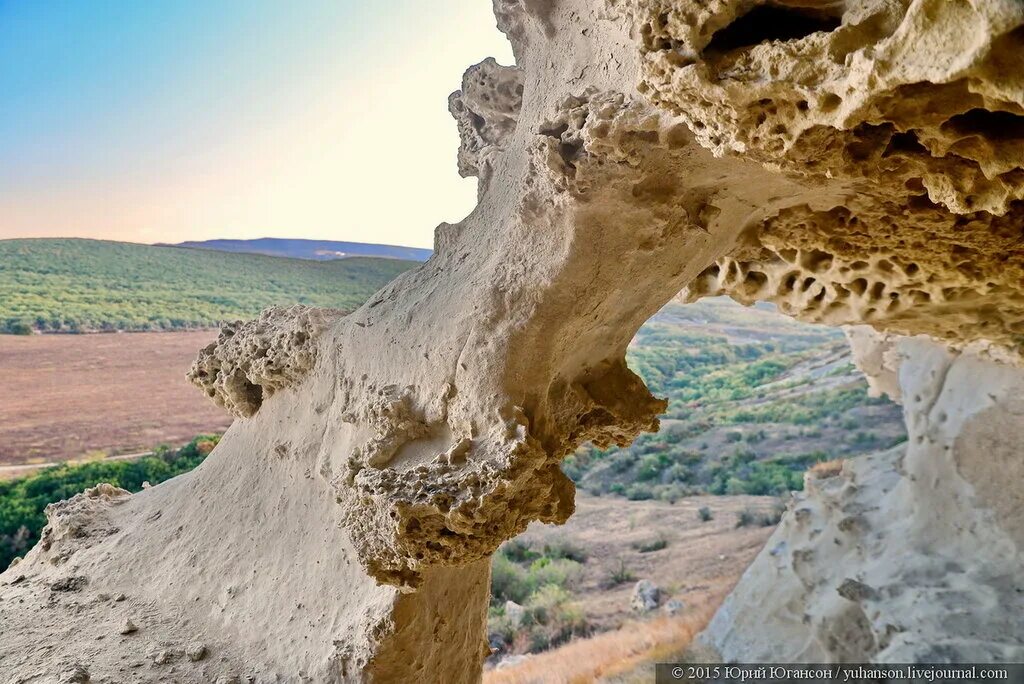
[0,1,1021,681]
[703,335,1024,662]
[660,0,1024,352]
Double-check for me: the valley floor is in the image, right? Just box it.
[0,331,230,466]
[485,493,776,682]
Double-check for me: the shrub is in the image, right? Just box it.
[6,320,33,335]
[663,464,691,484]
[491,554,532,605]
[659,485,683,504]
[0,435,219,570]
[745,429,767,443]
[526,585,585,628]
[763,501,785,526]
[543,537,587,563]
[625,483,654,501]
[697,506,713,522]
[636,455,666,481]
[605,558,636,587]
[527,628,551,653]
[500,538,540,565]
[851,431,876,445]
[632,535,668,553]
[609,452,637,474]
[515,580,590,655]
[528,558,583,590]
[487,610,518,649]
[736,502,785,528]
[0,239,414,333]
[491,541,584,608]
[491,576,590,654]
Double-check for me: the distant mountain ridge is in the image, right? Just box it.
[171,237,432,262]
[0,238,416,334]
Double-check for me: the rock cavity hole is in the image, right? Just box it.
[704,3,843,57]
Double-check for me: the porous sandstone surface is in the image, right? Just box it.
[188,305,343,418]
[1,0,1021,681]
[702,331,1024,662]
[658,0,1024,349]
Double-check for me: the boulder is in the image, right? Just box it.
[630,580,660,613]
[663,598,685,616]
[504,600,526,629]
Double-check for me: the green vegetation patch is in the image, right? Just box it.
[0,238,416,333]
[566,301,906,500]
[0,436,218,569]
[489,537,590,654]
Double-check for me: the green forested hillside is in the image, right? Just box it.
[0,239,417,333]
[563,299,906,499]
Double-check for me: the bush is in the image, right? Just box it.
[491,553,532,605]
[698,506,713,522]
[6,320,33,335]
[487,609,518,649]
[659,485,683,504]
[529,557,583,590]
[663,464,691,484]
[625,483,654,501]
[606,558,636,587]
[736,502,785,528]
[0,435,219,570]
[500,538,540,565]
[0,239,414,333]
[504,300,905,503]
[521,584,588,651]
[491,541,583,608]
[632,535,668,553]
[543,537,587,563]
[636,454,667,481]
[609,452,637,474]
[745,429,767,443]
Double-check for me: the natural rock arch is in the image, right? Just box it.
[2,0,1022,680]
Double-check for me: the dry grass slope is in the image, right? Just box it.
[485,594,721,684]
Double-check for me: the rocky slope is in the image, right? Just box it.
[702,331,1024,662]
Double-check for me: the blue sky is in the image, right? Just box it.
[0,1,513,247]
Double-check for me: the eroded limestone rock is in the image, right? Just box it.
[658,0,1024,352]
[449,57,524,192]
[631,579,661,612]
[188,304,343,417]
[702,336,1024,661]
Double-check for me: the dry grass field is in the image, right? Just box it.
[485,604,719,684]
[0,331,230,465]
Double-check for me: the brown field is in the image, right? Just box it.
[0,332,231,465]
